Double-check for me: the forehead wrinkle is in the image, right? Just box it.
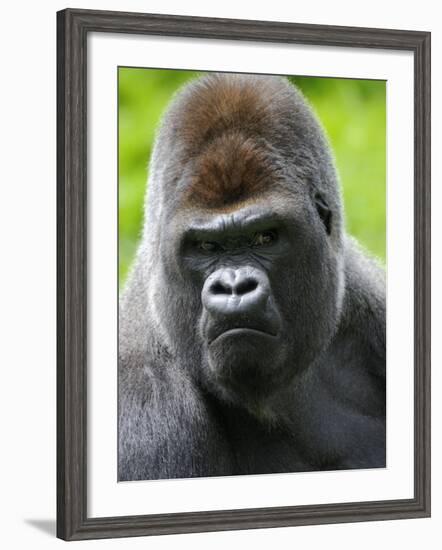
[183,196,263,217]
[181,195,287,231]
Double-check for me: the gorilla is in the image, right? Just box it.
[118,73,386,481]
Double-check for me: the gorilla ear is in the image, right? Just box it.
[314,193,332,235]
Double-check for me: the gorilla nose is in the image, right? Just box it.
[202,267,270,317]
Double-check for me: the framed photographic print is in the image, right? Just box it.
[57,8,431,541]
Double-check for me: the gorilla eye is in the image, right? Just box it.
[315,194,332,235]
[252,230,277,247]
[198,240,221,253]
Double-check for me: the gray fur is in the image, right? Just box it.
[118,74,385,481]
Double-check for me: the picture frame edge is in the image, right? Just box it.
[56,7,431,541]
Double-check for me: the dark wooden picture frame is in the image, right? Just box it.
[57,8,431,541]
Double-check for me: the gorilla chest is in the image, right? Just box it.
[217,404,385,474]
[210,363,386,474]
[286,366,386,470]
[216,407,309,474]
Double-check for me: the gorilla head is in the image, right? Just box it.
[131,73,346,409]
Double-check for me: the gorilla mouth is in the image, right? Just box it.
[209,327,278,345]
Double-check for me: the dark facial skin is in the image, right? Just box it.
[166,192,341,408]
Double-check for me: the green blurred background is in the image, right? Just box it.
[119,68,386,287]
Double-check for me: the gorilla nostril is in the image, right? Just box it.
[235,278,258,296]
[211,281,232,295]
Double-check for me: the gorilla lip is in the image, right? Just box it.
[209,327,278,345]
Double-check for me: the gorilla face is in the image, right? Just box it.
[146,74,345,408]
[161,189,342,406]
